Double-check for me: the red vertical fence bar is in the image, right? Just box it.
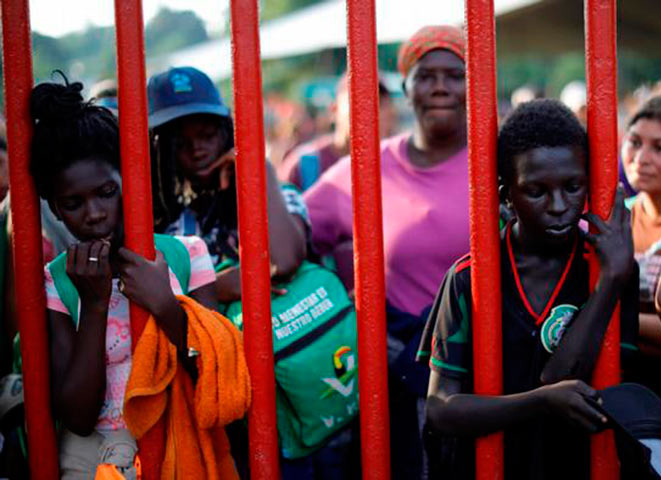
[585,0,620,478]
[113,1,163,478]
[345,1,391,479]
[465,1,504,479]
[0,1,59,478]
[229,1,280,478]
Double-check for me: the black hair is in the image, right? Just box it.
[151,114,234,232]
[29,72,120,199]
[627,96,661,130]
[498,99,588,186]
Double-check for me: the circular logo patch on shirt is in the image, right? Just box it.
[540,304,579,353]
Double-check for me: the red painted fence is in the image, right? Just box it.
[113,0,164,478]
[1,0,622,478]
[585,1,620,478]
[229,0,280,477]
[346,0,391,478]
[0,1,58,478]
[465,1,504,479]
[464,0,620,478]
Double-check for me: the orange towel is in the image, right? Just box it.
[123,296,251,480]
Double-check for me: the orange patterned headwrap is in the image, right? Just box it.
[397,25,466,78]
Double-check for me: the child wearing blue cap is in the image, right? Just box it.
[147,67,360,480]
[147,66,308,286]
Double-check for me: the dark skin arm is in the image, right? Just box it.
[426,371,608,438]
[541,188,634,384]
[118,247,216,352]
[330,239,355,295]
[264,162,307,279]
[426,191,631,441]
[215,263,290,304]
[215,266,242,303]
[49,240,112,436]
[213,153,307,302]
[50,242,216,436]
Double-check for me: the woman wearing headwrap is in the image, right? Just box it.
[303,25,469,479]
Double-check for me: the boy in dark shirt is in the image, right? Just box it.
[418,99,639,479]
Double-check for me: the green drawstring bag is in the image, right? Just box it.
[222,261,359,459]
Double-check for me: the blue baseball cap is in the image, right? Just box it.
[147,66,230,128]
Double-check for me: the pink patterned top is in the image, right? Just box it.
[44,235,215,432]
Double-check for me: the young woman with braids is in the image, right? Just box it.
[147,67,307,304]
[29,75,248,478]
[147,68,363,480]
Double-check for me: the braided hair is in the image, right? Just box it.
[29,72,120,200]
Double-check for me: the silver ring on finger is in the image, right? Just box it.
[88,257,99,262]
[118,279,125,294]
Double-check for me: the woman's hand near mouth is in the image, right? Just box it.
[66,240,112,313]
[197,148,236,190]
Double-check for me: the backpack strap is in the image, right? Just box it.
[48,252,81,328]
[48,234,193,327]
[154,234,191,294]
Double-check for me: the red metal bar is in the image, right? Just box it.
[345,1,390,478]
[584,1,620,478]
[113,1,163,477]
[229,1,280,478]
[0,1,59,478]
[465,1,504,479]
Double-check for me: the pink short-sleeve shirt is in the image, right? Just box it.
[44,235,215,432]
[303,133,470,316]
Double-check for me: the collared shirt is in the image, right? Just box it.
[417,227,639,479]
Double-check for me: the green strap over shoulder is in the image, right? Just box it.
[47,251,80,326]
[154,233,191,294]
[48,234,191,328]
